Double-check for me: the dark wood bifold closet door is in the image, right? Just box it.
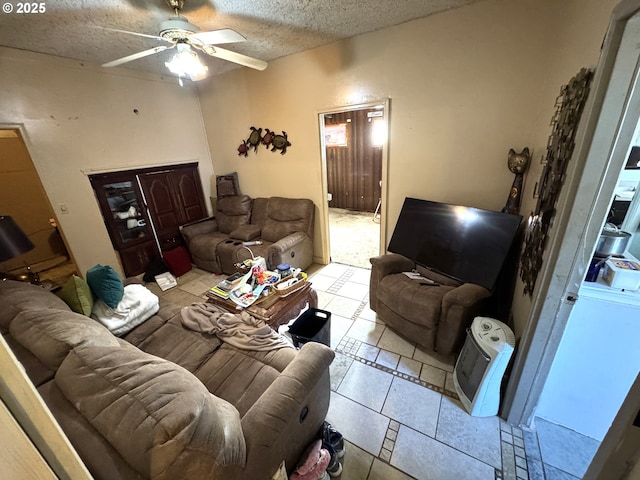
[138,165,207,250]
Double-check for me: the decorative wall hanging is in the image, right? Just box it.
[261,129,275,147]
[237,140,249,157]
[237,127,292,156]
[268,131,291,154]
[519,68,593,296]
[502,147,531,215]
[247,127,263,152]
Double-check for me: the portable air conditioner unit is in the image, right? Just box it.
[453,316,515,417]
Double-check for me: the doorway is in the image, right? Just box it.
[319,101,389,269]
[0,127,78,284]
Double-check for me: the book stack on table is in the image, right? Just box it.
[207,272,244,299]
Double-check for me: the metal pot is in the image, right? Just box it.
[595,225,632,256]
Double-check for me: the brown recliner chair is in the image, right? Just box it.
[369,253,491,356]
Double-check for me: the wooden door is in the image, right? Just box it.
[325,109,383,212]
[139,165,207,250]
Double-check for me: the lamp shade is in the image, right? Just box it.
[0,216,35,262]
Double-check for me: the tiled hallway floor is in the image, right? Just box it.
[152,262,599,480]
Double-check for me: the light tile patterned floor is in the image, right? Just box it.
[155,263,598,480]
[305,263,525,480]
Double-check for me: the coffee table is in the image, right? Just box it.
[206,282,318,330]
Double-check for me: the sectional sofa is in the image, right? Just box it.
[0,280,334,480]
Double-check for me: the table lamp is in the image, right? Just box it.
[0,215,37,282]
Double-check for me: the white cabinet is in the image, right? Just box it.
[535,283,640,441]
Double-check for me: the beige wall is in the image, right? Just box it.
[198,0,618,337]
[0,47,213,277]
[510,0,620,335]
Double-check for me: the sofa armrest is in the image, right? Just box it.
[369,253,414,277]
[369,253,415,311]
[239,342,334,478]
[437,283,492,355]
[180,217,218,245]
[267,232,313,270]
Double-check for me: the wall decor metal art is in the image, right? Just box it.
[247,127,263,152]
[268,131,291,154]
[519,68,593,296]
[237,127,292,156]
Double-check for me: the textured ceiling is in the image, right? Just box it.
[0,0,483,77]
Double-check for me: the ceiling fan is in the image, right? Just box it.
[102,0,267,81]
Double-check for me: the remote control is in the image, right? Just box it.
[243,241,263,246]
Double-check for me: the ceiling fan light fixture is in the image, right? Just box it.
[164,44,208,81]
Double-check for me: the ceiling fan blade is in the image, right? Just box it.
[100,26,170,43]
[190,28,246,46]
[102,45,173,68]
[202,46,268,71]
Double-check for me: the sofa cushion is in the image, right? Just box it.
[162,245,192,277]
[230,224,262,241]
[57,275,94,316]
[250,197,269,227]
[9,308,119,370]
[86,264,124,309]
[195,343,290,416]
[37,380,144,480]
[216,171,241,197]
[56,344,247,479]
[377,273,455,328]
[262,197,314,243]
[0,280,71,334]
[3,333,55,386]
[188,231,229,260]
[217,195,252,234]
[134,314,223,374]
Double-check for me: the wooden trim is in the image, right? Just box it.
[0,399,57,479]
[0,335,92,480]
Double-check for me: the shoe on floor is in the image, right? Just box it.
[325,444,343,478]
[320,421,345,459]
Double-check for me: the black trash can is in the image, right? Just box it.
[289,308,331,348]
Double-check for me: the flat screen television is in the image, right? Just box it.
[388,197,522,291]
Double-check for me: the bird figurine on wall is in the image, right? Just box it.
[502,147,530,215]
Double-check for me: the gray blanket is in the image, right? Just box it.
[180,303,293,351]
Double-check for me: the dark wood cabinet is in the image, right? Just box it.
[90,163,207,277]
[118,241,158,277]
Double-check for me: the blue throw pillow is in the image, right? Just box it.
[86,265,124,309]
